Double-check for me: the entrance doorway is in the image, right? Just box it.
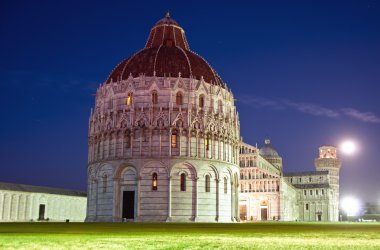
[260,201,268,221]
[122,191,135,219]
[317,212,322,221]
[38,204,45,220]
[239,205,247,221]
[261,208,268,221]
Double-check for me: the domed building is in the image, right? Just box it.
[239,139,341,222]
[259,139,283,170]
[86,12,240,222]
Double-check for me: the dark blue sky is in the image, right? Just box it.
[1,1,379,202]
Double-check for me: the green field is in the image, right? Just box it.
[0,222,380,249]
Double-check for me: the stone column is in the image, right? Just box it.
[100,135,104,160]
[11,194,18,221]
[94,180,98,220]
[167,175,172,221]
[193,177,198,221]
[131,131,135,156]
[0,193,3,221]
[158,129,162,156]
[18,195,25,221]
[169,128,172,156]
[149,129,152,157]
[25,195,31,221]
[3,194,10,221]
[196,132,199,157]
[215,178,219,221]
[136,176,141,221]
[107,134,111,159]
[139,129,143,156]
[230,180,234,221]
[187,131,191,157]
[235,176,239,221]
[113,178,121,222]
[217,136,221,160]
[179,128,182,156]
[121,133,124,157]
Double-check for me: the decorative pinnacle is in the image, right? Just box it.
[166,9,170,18]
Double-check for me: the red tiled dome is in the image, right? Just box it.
[106,12,226,88]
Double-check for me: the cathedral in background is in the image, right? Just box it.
[239,141,341,222]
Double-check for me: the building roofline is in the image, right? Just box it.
[0,181,87,197]
[283,170,329,177]
[292,183,330,189]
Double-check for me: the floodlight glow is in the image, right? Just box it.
[340,141,356,155]
[341,197,360,216]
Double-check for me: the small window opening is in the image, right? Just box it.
[176,92,182,105]
[152,91,158,104]
[126,93,133,105]
[199,95,204,108]
[180,173,186,191]
[152,173,158,191]
[171,133,177,148]
[224,177,228,194]
[102,175,107,193]
[205,175,210,192]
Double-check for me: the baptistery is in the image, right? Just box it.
[86,12,240,222]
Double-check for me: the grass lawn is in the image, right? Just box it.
[0,222,380,249]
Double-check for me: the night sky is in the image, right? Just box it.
[1,1,379,202]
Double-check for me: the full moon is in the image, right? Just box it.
[341,141,356,155]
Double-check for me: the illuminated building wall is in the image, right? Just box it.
[86,12,240,222]
[0,182,86,222]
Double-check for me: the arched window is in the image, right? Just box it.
[102,174,107,193]
[180,173,186,191]
[176,92,182,105]
[218,100,223,113]
[205,175,210,192]
[152,173,158,191]
[152,91,158,104]
[224,177,228,194]
[171,132,177,148]
[108,97,113,109]
[199,95,204,108]
[126,93,133,105]
[305,204,309,210]
[205,136,209,151]
[125,134,131,148]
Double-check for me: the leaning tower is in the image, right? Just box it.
[314,146,342,221]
